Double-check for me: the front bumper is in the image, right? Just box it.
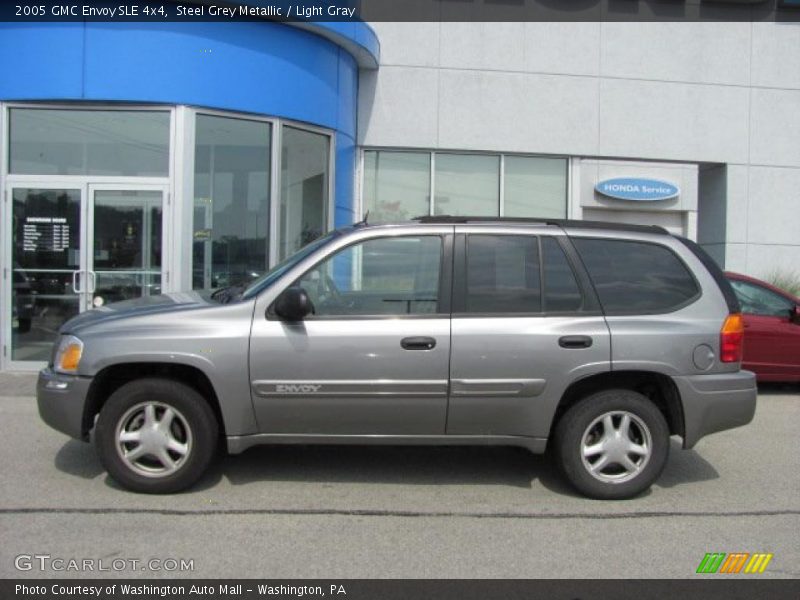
[673,370,757,449]
[37,368,93,441]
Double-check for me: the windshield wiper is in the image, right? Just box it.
[210,285,245,304]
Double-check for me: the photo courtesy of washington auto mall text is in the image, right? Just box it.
[1,0,799,598]
[13,583,348,598]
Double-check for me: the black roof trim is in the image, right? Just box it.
[412,215,669,235]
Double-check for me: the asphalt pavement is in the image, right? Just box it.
[0,372,798,579]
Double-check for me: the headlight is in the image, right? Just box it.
[54,335,84,374]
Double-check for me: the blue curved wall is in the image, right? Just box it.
[0,20,376,225]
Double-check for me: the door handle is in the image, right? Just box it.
[87,271,97,294]
[558,335,593,349]
[71,270,82,293]
[401,336,436,350]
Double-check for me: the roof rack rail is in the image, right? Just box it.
[411,215,670,235]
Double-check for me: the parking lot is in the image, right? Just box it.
[0,372,797,579]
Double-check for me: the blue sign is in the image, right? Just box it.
[595,178,679,202]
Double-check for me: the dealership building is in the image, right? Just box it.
[1,12,799,369]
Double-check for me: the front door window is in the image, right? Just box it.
[296,236,443,317]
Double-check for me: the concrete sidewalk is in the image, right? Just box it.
[0,371,37,396]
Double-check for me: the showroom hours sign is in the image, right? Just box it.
[22,216,70,253]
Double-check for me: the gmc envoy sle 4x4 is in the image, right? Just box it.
[38,217,757,499]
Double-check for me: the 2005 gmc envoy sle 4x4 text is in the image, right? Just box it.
[37,216,757,499]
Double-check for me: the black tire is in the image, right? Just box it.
[94,378,218,494]
[553,389,670,500]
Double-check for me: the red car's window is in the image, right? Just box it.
[730,280,793,317]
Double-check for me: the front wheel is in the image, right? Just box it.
[94,378,218,494]
[553,389,670,500]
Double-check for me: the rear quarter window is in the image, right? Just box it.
[572,238,699,314]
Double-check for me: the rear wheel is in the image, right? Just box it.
[94,378,218,493]
[554,389,669,500]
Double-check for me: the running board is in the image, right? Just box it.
[226,433,548,455]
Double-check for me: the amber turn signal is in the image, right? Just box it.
[55,335,84,374]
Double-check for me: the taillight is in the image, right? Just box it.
[720,313,744,363]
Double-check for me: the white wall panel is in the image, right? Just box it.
[523,22,601,76]
[598,78,750,163]
[358,67,439,148]
[746,166,800,246]
[601,23,751,86]
[369,22,440,68]
[440,23,525,72]
[752,23,800,90]
[746,244,800,279]
[749,88,800,168]
[725,243,748,273]
[438,70,599,155]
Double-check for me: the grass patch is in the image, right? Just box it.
[766,270,800,298]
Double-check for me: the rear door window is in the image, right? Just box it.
[542,237,583,312]
[465,235,541,313]
[572,238,699,314]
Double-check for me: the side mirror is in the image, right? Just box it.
[791,305,800,325]
[273,287,313,321]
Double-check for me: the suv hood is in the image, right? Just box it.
[60,292,215,334]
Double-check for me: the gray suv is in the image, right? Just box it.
[37,217,757,499]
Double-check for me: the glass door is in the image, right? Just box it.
[2,184,168,369]
[87,186,167,310]
[5,185,84,364]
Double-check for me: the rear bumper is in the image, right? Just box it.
[672,370,757,449]
[37,368,93,441]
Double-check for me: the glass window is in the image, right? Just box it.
[242,231,339,300]
[92,190,163,304]
[465,235,541,313]
[193,114,271,289]
[434,154,499,216]
[542,237,583,312]
[730,280,794,317]
[9,109,170,176]
[504,156,567,218]
[11,188,82,361]
[296,236,442,317]
[572,239,699,314]
[363,151,430,221]
[363,150,567,220]
[279,126,329,260]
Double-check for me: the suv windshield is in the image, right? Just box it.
[239,231,341,301]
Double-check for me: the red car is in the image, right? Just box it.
[725,272,800,383]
